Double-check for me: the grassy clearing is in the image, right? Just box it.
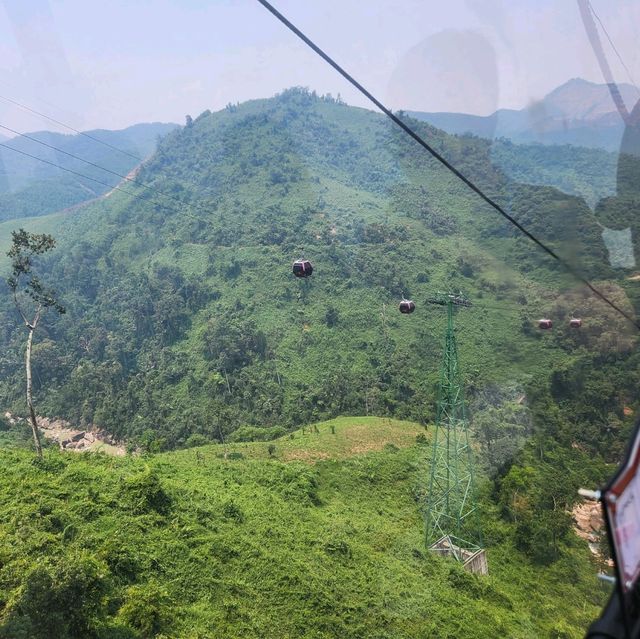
[177,416,426,463]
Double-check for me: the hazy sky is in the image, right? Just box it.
[0,0,638,132]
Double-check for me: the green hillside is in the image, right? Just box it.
[0,417,605,638]
[489,139,618,209]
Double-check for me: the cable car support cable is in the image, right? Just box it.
[0,93,143,161]
[255,0,640,332]
[0,141,186,215]
[585,1,639,96]
[577,0,631,123]
[0,122,205,216]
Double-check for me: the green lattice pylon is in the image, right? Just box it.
[425,292,483,557]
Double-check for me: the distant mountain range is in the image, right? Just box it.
[0,122,177,221]
[408,78,639,151]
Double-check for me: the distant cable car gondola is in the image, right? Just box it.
[538,319,553,330]
[293,259,313,278]
[569,318,582,328]
[399,299,416,314]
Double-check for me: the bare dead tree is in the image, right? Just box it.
[7,229,65,458]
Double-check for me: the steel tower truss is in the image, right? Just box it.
[425,292,483,559]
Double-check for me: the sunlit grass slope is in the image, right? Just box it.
[0,417,604,638]
[193,416,426,462]
[0,210,68,270]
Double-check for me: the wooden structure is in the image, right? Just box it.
[431,535,489,576]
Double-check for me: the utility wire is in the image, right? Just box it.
[588,1,639,92]
[0,141,175,213]
[0,123,147,188]
[471,303,523,314]
[578,0,629,122]
[0,101,210,220]
[0,123,200,216]
[255,0,640,331]
[0,93,143,162]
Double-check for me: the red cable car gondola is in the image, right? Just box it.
[538,319,553,330]
[293,259,313,278]
[399,299,416,314]
[569,318,582,328]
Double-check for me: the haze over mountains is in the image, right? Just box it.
[0,122,177,221]
[0,79,628,231]
[408,78,639,151]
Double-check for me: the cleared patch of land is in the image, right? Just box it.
[174,416,427,463]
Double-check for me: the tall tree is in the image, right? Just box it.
[7,229,65,457]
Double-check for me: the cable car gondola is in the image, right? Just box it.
[399,299,416,314]
[569,318,582,328]
[538,318,553,330]
[293,259,313,278]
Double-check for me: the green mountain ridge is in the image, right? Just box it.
[0,88,632,447]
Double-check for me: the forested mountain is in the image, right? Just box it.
[0,88,634,449]
[489,139,618,208]
[0,87,637,637]
[0,122,177,221]
[409,78,638,151]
